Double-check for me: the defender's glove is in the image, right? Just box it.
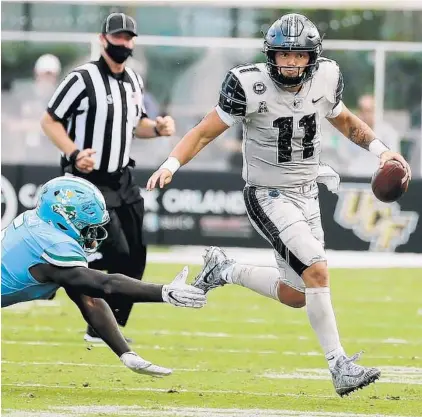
[162,266,206,308]
[316,163,340,194]
[120,351,172,377]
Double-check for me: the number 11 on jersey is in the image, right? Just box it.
[273,113,317,163]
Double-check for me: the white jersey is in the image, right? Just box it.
[216,59,344,188]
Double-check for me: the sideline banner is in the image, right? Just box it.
[2,165,420,253]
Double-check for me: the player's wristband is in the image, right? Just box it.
[68,149,81,166]
[159,157,180,175]
[369,139,389,158]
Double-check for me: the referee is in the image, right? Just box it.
[41,13,175,342]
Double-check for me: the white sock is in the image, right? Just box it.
[222,263,280,301]
[305,287,345,369]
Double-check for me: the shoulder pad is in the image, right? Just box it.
[218,70,247,116]
[239,66,261,74]
[230,63,261,77]
[41,238,88,268]
[315,58,343,105]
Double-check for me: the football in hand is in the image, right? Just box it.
[371,160,408,203]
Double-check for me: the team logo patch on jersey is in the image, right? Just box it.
[258,101,269,114]
[293,98,304,110]
[253,82,266,95]
[334,183,418,252]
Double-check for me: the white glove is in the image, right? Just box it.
[316,163,340,194]
[120,351,172,377]
[162,266,206,308]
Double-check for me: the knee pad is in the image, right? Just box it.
[279,221,326,268]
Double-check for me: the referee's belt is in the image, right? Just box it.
[64,158,135,184]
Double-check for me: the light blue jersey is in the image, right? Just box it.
[1,210,88,307]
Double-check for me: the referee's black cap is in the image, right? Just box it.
[102,13,137,37]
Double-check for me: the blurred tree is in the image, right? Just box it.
[143,46,206,112]
[253,9,421,41]
[251,10,421,112]
[385,53,422,126]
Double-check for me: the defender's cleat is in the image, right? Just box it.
[330,352,381,397]
[192,246,235,294]
[133,362,172,377]
[120,352,172,377]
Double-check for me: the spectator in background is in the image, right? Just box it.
[346,94,401,177]
[33,54,62,98]
[25,54,62,150]
[357,94,401,153]
[1,54,63,163]
[322,94,402,177]
[142,91,161,120]
[126,56,162,119]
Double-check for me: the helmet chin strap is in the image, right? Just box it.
[271,64,305,88]
[277,67,303,85]
[267,57,317,89]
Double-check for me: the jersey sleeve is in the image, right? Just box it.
[326,68,344,119]
[215,71,247,126]
[41,241,88,268]
[47,72,86,122]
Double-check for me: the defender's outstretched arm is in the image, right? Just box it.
[30,264,206,308]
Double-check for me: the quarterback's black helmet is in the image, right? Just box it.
[263,13,322,88]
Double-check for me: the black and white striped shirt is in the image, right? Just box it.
[47,57,146,173]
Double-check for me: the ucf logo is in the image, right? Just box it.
[334,183,418,252]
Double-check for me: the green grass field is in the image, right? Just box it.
[2,264,422,417]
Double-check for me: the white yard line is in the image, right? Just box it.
[3,339,280,354]
[262,366,422,385]
[2,360,421,385]
[2,327,420,345]
[2,340,418,359]
[148,246,422,268]
[2,383,335,399]
[3,406,422,417]
[3,313,421,329]
[2,328,291,340]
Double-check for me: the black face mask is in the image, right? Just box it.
[105,40,133,64]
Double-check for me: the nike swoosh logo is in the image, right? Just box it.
[167,291,179,303]
[343,369,365,378]
[203,265,218,284]
[312,96,323,104]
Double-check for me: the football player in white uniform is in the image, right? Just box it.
[147,13,411,396]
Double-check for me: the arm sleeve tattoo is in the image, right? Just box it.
[347,122,375,150]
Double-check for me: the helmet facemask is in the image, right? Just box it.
[79,222,108,254]
[265,48,320,89]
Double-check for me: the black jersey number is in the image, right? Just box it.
[273,113,317,163]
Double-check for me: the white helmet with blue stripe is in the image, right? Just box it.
[37,176,109,253]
